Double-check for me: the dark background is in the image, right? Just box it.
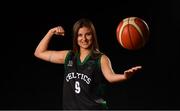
[1,0,179,110]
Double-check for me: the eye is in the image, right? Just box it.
[86,32,92,38]
[86,32,92,36]
[78,33,82,37]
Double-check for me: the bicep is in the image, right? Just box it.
[37,50,69,64]
[100,55,115,82]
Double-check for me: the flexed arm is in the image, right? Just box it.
[34,26,69,64]
[101,55,142,83]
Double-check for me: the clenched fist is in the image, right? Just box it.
[49,26,65,36]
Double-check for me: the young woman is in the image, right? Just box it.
[34,18,142,109]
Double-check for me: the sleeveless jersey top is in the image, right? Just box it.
[63,50,108,110]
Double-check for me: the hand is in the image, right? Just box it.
[124,66,142,79]
[49,26,65,36]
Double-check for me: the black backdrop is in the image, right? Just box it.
[1,0,179,110]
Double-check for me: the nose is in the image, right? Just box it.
[82,35,88,41]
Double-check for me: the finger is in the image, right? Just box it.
[128,69,133,73]
[59,26,65,36]
[132,66,142,70]
[136,66,142,69]
[61,33,65,36]
[125,70,131,74]
[55,26,64,36]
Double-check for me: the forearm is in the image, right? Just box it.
[34,30,53,56]
[108,73,126,83]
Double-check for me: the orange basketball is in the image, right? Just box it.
[116,17,150,50]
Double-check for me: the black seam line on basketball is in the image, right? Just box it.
[128,18,134,49]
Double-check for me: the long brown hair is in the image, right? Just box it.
[72,18,99,53]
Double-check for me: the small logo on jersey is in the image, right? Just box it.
[87,66,91,70]
[67,60,73,67]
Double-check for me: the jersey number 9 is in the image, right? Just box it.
[75,81,81,94]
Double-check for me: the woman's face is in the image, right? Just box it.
[77,26,93,50]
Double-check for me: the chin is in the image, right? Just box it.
[82,47,90,49]
[81,45,92,49]
[81,45,89,48]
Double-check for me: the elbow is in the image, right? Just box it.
[108,80,114,83]
[106,78,116,83]
[107,80,119,84]
[104,75,116,83]
[34,51,37,57]
[107,79,125,84]
[34,50,40,58]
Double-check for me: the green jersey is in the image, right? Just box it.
[63,50,108,110]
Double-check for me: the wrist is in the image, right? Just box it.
[47,30,54,36]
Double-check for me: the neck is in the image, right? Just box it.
[80,48,91,56]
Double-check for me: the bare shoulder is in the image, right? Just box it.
[101,54,110,64]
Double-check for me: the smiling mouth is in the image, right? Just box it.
[81,42,88,45]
